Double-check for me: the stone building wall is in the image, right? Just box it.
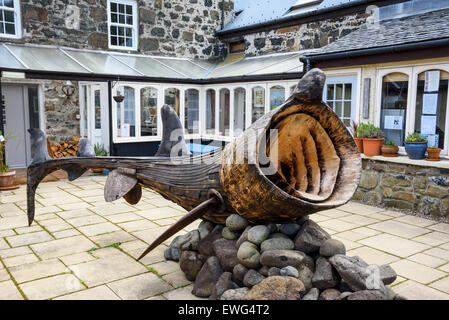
[14,0,234,60]
[242,13,368,56]
[43,81,80,143]
[354,159,449,217]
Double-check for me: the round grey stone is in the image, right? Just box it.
[340,291,352,300]
[260,250,306,268]
[278,223,301,238]
[260,238,295,252]
[302,287,319,300]
[237,241,261,269]
[222,227,239,240]
[268,267,281,276]
[268,233,289,239]
[226,214,249,232]
[243,269,265,287]
[220,287,250,300]
[232,264,248,282]
[319,239,346,258]
[247,225,270,245]
[258,265,270,277]
[280,266,299,278]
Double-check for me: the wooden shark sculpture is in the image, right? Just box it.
[26,69,362,260]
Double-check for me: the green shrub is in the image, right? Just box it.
[383,140,397,146]
[94,143,109,156]
[358,122,385,139]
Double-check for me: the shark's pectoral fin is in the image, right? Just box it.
[123,184,142,205]
[104,167,139,203]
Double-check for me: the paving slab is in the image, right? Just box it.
[0,280,23,300]
[69,249,148,287]
[393,280,449,300]
[20,274,85,300]
[359,233,431,258]
[9,259,69,283]
[107,273,173,300]
[54,285,120,300]
[6,231,53,247]
[30,235,97,259]
[390,259,447,284]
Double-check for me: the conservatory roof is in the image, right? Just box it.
[0,43,306,82]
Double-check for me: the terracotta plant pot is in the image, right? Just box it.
[354,137,364,153]
[381,145,399,157]
[426,148,442,161]
[91,168,104,174]
[0,170,20,190]
[363,138,384,156]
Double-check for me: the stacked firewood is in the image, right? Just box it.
[47,136,81,158]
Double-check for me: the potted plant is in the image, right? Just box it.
[92,143,109,173]
[426,146,442,161]
[361,123,385,156]
[381,140,399,157]
[0,131,19,191]
[404,132,427,160]
[352,121,364,153]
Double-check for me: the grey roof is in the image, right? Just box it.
[0,43,305,81]
[304,8,449,57]
[220,0,365,33]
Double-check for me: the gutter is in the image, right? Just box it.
[300,37,449,70]
[216,0,406,38]
[0,67,304,85]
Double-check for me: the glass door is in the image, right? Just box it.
[323,75,358,128]
[88,84,109,153]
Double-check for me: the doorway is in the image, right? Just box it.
[2,84,41,168]
[79,83,109,154]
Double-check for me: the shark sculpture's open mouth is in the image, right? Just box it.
[26,68,361,261]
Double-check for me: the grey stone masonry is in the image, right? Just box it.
[6,0,234,60]
[242,13,368,57]
[354,159,449,217]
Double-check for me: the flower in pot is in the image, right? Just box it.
[404,132,427,160]
[0,131,19,191]
[426,146,442,162]
[352,121,364,153]
[381,140,399,157]
[361,123,384,156]
[92,143,109,173]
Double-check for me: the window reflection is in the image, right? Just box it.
[140,87,157,137]
[270,85,285,109]
[116,86,135,137]
[185,89,199,134]
[234,87,246,136]
[414,70,448,149]
[206,89,216,135]
[380,73,408,146]
[252,86,265,123]
[219,88,230,136]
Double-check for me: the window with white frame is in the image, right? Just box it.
[323,75,357,127]
[0,0,21,38]
[107,0,138,50]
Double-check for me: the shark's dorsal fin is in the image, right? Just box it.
[155,104,191,157]
[104,167,139,203]
[28,128,52,165]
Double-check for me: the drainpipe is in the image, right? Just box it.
[221,0,225,29]
[0,75,5,165]
[107,80,114,156]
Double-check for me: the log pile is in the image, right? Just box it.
[47,136,81,159]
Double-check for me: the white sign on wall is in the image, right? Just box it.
[384,115,403,130]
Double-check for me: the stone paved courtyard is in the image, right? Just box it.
[0,175,448,300]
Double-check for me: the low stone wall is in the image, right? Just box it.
[354,159,449,217]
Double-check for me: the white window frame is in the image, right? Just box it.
[107,0,138,51]
[0,0,22,39]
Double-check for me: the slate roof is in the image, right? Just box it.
[304,8,449,57]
